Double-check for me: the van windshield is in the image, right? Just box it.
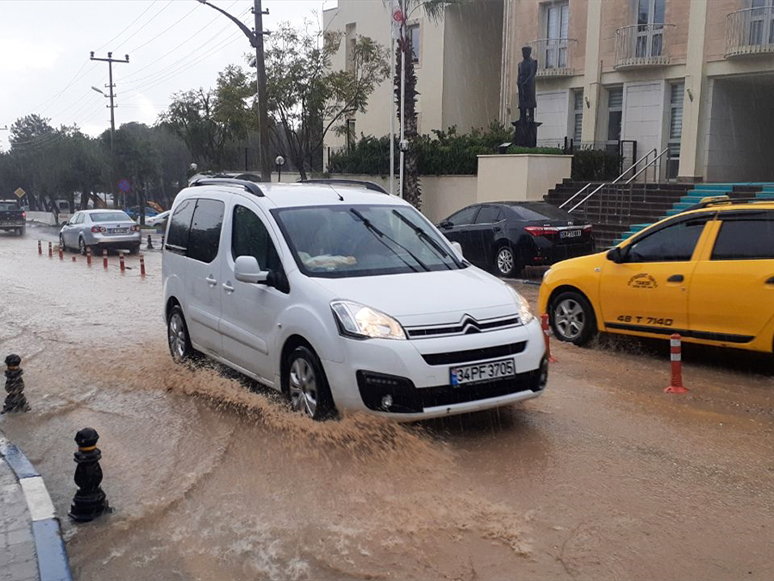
[272,205,465,278]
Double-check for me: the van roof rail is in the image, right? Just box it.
[191,178,264,197]
[298,179,390,195]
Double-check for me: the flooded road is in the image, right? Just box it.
[1,226,773,580]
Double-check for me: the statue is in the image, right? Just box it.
[517,46,537,124]
[512,46,540,148]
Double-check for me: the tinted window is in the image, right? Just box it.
[167,199,196,251]
[0,202,19,211]
[187,199,225,263]
[508,203,573,221]
[231,205,282,272]
[447,206,478,226]
[627,218,707,263]
[91,212,132,222]
[711,213,774,260]
[475,206,504,224]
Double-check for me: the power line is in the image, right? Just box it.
[123,2,201,54]
[114,0,176,52]
[94,0,160,53]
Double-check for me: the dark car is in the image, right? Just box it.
[0,199,26,236]
[437,202,595,277]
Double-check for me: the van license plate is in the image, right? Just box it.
[450,358,515,387]
[560,229,581,239]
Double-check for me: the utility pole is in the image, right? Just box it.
[90,52,129,208]
[197,0,271,182]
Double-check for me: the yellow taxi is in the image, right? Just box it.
[538,197,774,353]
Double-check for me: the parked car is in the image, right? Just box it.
[124,206,159,221]
[59,209,142,255]
[0,199,26,235]
[147,210,169,229]
[437,202,595,278]
[539,196,774,353]
[163,178,548,421]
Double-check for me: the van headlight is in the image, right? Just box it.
[331,301,406,340]
[506,286,534,325]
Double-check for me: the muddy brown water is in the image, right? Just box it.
[1,228,772,580]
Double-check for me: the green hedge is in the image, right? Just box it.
[571,149,622,181]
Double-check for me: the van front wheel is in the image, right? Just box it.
[285,346,335,421]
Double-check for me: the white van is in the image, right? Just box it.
[162,178,547,420]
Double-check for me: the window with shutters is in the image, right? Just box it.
[606,87,624,149]
[667,82,684,180]
[572,89,584,145]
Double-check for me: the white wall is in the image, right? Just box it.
[536,91,570,143]
[622,81,665,156]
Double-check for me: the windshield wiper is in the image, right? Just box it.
[391,210,459,269]
[349,208,430,272]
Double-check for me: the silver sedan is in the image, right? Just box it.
[59,210,142,255]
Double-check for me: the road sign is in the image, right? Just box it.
[118,179,131,193]
[14,187,25,198]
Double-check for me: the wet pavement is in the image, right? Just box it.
[0,225,772,580]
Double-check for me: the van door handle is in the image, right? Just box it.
[205,276,217,286]
[667,274,684,283]
[222,282,234,293]
[765,276,774,285]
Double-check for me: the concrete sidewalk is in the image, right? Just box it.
[0,436,71,581]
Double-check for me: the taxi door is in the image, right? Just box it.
[599,214,713,335]
[687,210,774,345]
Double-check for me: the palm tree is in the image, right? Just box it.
[393,0,462,209]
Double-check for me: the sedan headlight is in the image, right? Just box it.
[506,285,535,325]
[330,301,406,340]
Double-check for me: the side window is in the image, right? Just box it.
[627,218,708,263]
[447,206,479,226]
[78,214,87,224]
[70,213,80,224]
[187,199,225,263]
[231,205,282,272]
[711,213,774,260]
[166,198,196,252]
[475,206,505,224]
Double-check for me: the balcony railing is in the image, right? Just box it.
[530,38,578,76]
[726,6,774,57]
[615,23,675,69]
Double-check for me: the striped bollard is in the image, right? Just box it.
[103,249,108,269]
[664,334,689,394]
[71,256,76,262]
[540,313,557,363]
[38,240,42,255]
[119,252,125,273]
[139,255,146,277]
[58,245,64,260]
[86,247,92,266]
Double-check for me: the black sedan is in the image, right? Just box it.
[437,202,595,277]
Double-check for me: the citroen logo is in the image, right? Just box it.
[460,315,482,334]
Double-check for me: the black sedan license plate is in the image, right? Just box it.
[560,229,582,239]
[450,358,515,387]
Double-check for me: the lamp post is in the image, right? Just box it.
[196,0,271,183]
[275,155,285,182]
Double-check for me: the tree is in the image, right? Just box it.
[265,21,389,179]
[394,0,462,208]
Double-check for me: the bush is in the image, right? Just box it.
[571,148,622,181]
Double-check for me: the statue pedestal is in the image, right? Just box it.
[511,120,542,148]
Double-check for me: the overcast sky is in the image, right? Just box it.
[0,0,335,151]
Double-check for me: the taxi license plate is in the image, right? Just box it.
[109,228,128,234]
[560,229,581,239]
[450,358,515,387]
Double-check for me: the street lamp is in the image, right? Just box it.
[275,155,285,182]
[196,0,271,183]
[91,86,107,96]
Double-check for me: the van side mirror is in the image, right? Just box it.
[234,255,269,284]
[450,241,464,259]
[607,247,625,264]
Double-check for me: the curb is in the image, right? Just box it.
[0,435,72,581]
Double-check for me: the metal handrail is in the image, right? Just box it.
[564,148,657,212]
[624,147,669,184]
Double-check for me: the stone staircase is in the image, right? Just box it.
[545,180,774,249]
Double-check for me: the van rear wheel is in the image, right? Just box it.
[167,306,198,363]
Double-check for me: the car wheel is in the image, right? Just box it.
[78,237,88,256]
[550,290,597,346]
[129,244,140,255]
[285,346,335,421]
[167,305,197,363]
[495,245,519,278]
[59,234,66,251]
[18,226,25,236]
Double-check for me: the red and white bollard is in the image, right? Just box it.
[48,241,53,258]
[664,333,689,394]
[103,249,108,269]
[119,252,125,273]
[58,245,64,260]
[38,240,42,255]
[540,313,557,363]
[86,246,92,267]
[71,256,77,262]
[139,255,146,277]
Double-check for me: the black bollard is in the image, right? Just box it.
[146,234,154,250]
[161,234,165,249]
[69,427,111,522]
[2,354,30,413]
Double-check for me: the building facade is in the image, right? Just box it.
[325,0,774,183]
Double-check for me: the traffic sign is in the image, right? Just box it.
[14,187,25,198]
[118,179,131,193]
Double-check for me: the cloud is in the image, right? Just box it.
[0,39,61,72]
